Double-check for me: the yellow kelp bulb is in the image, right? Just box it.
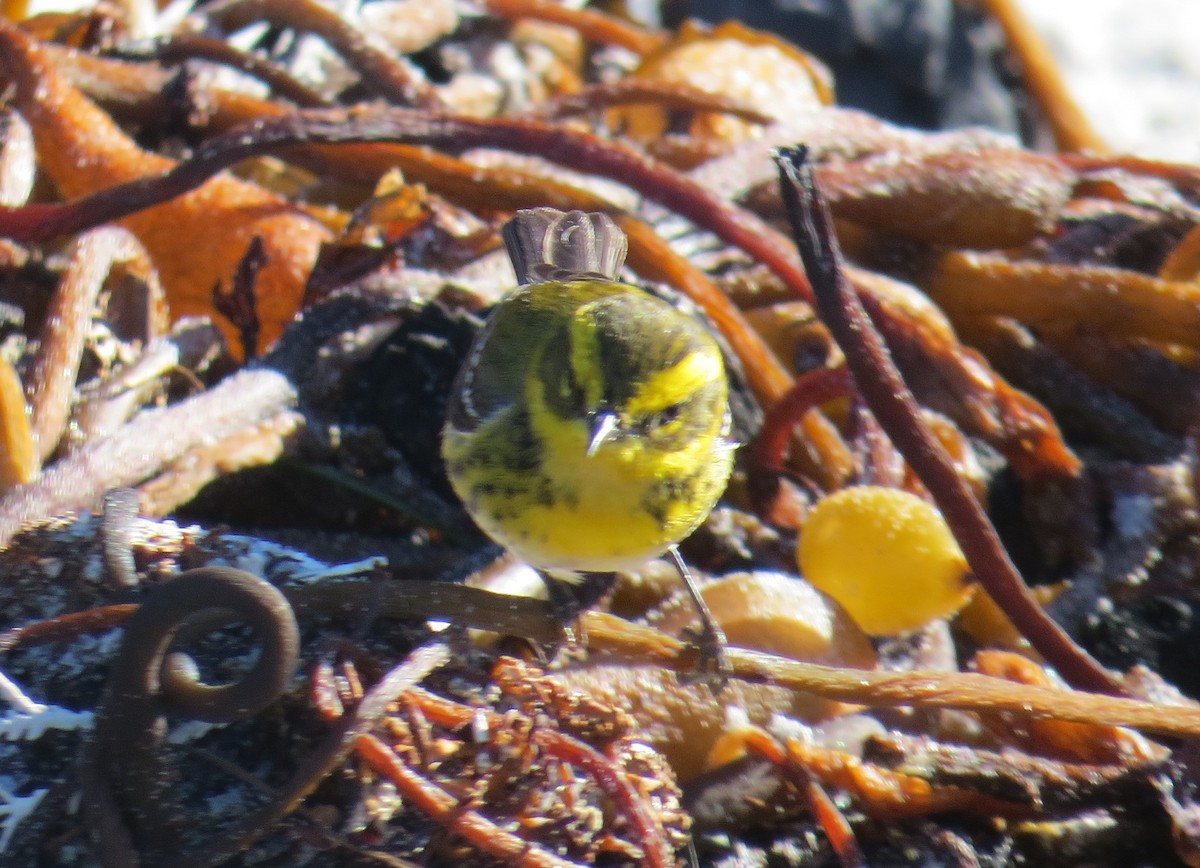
[797,486,974,636]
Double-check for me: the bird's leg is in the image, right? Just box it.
[669,545,730,681]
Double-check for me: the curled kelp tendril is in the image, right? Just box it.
[82,567,300,868]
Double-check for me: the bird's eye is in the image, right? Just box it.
[654,402,684,428]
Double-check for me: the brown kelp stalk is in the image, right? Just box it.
[0,108,802,400]
[125,33,330,108]
[480,0,666,55]
[982,0,1108,154]
[773,145,1126,697]
[202,0,442,108]
[0,106,798,297]
[583,614,1199,736]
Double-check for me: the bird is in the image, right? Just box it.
[442,207,736,662]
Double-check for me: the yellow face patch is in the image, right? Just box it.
[625,348,724,419]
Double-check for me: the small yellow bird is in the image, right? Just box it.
[442,208,735,651]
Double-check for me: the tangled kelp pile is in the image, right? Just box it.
[4,1,1200,866]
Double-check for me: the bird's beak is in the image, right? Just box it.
[586,412,619,456]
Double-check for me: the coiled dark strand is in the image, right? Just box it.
[82,567,300,868]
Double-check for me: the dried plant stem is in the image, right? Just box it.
[203,0,441,107]
[0,109,805,389]
[1,584,560,656]
[0,357,35,491]
[0,368,297,546]
[137,34,330,108]
[480,0,665,55]
[355,731,581,868]
[183,642,452,868]
[773,146,1125,696]
[583,613,1197,738]
[982,0,1108,154]
[747,364,854,474]
[27,227,160,463]
[530,80,774,123]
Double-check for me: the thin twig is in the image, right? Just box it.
[583,613,1194,736]
[772,145,1126,697]
[182,642,452,868]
